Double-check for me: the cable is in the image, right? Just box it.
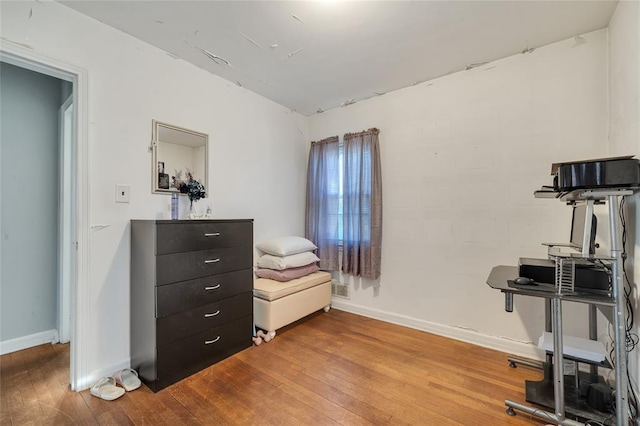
[619,198,636,340]
[617,197,639,421]
[603,198,639,423]
[584,413,615,425]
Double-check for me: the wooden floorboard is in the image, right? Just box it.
[0,309,548,425]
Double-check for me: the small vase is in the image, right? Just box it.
[189,201,196,219]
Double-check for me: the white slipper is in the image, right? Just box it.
[114,368,141,392]
[90,376,125,401]
[257,330,276,342]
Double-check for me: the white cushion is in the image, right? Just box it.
[256,252,319,270]
[255,236,317,256]
[253,271,331,301]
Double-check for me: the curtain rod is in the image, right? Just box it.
[344,128,379,138]
[311,128,380,144]
[310,135,338,145]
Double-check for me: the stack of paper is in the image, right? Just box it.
[538,331,607,363]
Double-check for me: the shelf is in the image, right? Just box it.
[534,187,636,201]
[525,369,613,425]
[487,266,615,307]
[546,247,615,262]
[545,351,612,369]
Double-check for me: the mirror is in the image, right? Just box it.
[152,120,208,194]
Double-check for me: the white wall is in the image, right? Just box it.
[309,30,610,358]
[608,0,640,389]
[1,1,308,384]
[0,63,62,345]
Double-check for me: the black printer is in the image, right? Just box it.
[552,156,640,192]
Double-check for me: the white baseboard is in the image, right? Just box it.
[0,329,60,355]
[76,359,131,392]
[331,298,545,362]
[82,358,131,391]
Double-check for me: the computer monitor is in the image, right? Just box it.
[570,204,597,255]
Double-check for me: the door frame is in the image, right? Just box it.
[1,40,90,391]
[58,95,74,344]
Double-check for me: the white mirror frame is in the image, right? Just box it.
[151,120,208,195]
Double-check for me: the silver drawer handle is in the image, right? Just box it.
[204,232,221,237]
[204,284,221,291]
[204,310,220,318]
[204,258,220,264]
[204,336,220,345]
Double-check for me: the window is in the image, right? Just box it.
[306,129,382,279]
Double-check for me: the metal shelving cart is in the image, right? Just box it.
[487,187,636,425]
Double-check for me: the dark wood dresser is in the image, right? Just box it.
[130,219,253,392]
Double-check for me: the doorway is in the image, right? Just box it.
[0,42,89,391]
[0,62,66,350]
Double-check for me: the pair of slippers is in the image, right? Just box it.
[90,368,141,401]
[252,330,276,346]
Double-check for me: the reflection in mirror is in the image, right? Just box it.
[152,120,208,194]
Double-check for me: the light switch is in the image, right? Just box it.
[116,184,130,203]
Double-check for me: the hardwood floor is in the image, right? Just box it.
[1,310,548,425]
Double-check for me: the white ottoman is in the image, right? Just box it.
[253,271,332,333]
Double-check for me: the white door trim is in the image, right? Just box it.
[58,95,73,344]
[1,40,90,391]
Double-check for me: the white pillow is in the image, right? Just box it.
[255,236,317,256]
[256,252,320,271]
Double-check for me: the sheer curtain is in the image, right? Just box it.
[305,136,340,271]
[342,128,382,279]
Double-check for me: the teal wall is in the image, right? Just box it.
[1,62,63,342]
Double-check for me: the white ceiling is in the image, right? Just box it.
[60,0,618,116]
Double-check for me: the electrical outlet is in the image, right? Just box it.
[116,184,130,203]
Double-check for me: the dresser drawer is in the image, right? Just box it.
[156,221,252,255]
[156,315,252,390]
[156,246,251,286]
[157,292,252,346]
[156,269,252,317]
